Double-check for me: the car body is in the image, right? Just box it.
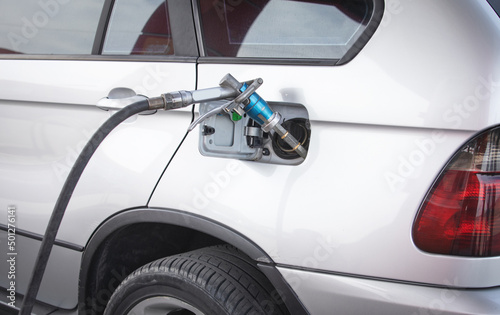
[1,0,500,314]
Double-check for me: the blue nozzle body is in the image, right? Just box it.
[240,83,274,125]
[238,82,306,159]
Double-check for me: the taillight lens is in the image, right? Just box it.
[413,126,500,257]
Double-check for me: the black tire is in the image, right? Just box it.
[104,244,289,315]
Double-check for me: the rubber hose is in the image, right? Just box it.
[20,99,151,315]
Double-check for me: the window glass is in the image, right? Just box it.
[102,0,173,55]
[199,0,372,59]
[0,0,104,54]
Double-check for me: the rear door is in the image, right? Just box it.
[0,0,197,308]
[172,0,386,271]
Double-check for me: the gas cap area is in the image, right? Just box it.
[198,101,310,165]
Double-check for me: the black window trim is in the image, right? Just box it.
[92,0,115,55]
[0,54,198,62]
[337,0,385,65]
[193,0,385,66]
[488,0,500,18]
[167,0,199,57]
[191,0,205,57]
[197,56,340,66]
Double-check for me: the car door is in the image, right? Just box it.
[0,0,197,309]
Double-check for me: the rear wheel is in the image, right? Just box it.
[103,244,289,315]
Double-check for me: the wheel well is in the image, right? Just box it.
[81,222,224,315]
[78,208,307,315]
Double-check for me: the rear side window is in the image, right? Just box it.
[199,0,375,60]
[0,0,104,54]
[102,0,174,55]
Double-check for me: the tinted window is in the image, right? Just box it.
[0,0,104,54]
[102,0,173,55]
[199,0,372,59]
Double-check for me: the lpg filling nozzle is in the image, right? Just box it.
[185,73,308,159]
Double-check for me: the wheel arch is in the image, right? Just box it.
[78,207,308,314]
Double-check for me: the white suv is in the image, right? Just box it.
[1,0,500,314]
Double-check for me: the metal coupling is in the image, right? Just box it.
[261,112,281,133]
[148,96,167,110]
[160,87,239,111]
[163,90,194,110]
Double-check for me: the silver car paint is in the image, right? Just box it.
[0,0,499,313]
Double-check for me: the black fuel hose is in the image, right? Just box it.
[20,99,151,315]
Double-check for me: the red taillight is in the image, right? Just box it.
[413,127,500,257]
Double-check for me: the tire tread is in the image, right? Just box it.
[105,244,288,315]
